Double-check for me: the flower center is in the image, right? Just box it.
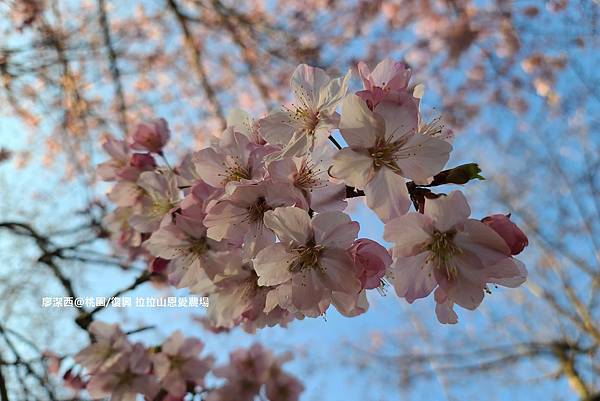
[289,239,325,273]
[295,159,325,190]
[368,136,406,172]
[150,199,174,217]
[116,370,136,386]
[169,355,187,370]
[189,238,208,256]
[426,230,461,280]
[247,197,270,224]
[223,157,251,184]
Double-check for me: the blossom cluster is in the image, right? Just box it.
[98,58,529,328]
[70,321,303,401]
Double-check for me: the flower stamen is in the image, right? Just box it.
[426,230,461,280]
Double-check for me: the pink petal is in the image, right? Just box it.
[290,64,330,107]
[291,270,327,316]
[317,69,351,111]
[330,148,374,189]
[312,211,359,249]
[319,248,360,294]
[423,190,471,232]
[339,94,383,148]
[254,244,295,286]
[383,213,432,257]
[365,168,411,222]
[370,59,411,90]
[487,258,527,288]
[259,111,297,146]
[263,207,312,245]
[389,253,437,303]
[434,289,458,324]
[374,100,418,142]
[394,133,452,181]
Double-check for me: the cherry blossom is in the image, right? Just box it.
[97,137,130,181]
[267,142,346,212]
[74,321,132,373]
[72,322,304,401]
[204,256,294,332]
[94,58,530,333]
[192,127,270,190]
[151,331,213,397]
[128,171,180,233]
[357,58,412,109]
[482,214,529,255]
[143,206,228,289]
[202,182,301,249]
[85,343,160,401]
[331,94,452,221]
[350,238,392,290]
[254,206,361,317]
[130,118,171,154]
[227,108,265,145]
[384,190,528,324]
[259,64,351,158]
[208,343,302,401]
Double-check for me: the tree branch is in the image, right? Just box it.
[167,0,227,129]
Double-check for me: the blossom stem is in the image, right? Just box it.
[159,152,173,172]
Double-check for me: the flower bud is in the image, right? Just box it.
[129,153,156,170]
[429,163,484,186]
[482,214,528,255]
[131,118,170,154]
[350,239,392,290]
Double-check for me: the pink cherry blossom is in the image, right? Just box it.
[265,368,304,401]
[193,127,271,190]
[350,238,392,290]
[207,344,272,401]
[110,152,158,183]
[128,171,180,233]
[384,190,528,324]
[227,108,265,145]
[267,142,346,212]
[74,321,132,373]
[259,64,350,158]
[102,206,143,250]
[129,153,156,171]
[208,343,302,401]
[254,206,361,317]
[357,58,412,109]
[204,256,293,332]
[144,208,228,289]
[331,94,452,221]
[151,331,213,397]
[130,118,170,154]
[97,136,130,181]
[203,182,301,248]
[86,343,160,401]
[482,213,529,255]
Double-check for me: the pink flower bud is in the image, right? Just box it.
[131,118,170,153]
[63,368,87,390]
[350,239,392,290]
[482,214,528,255]
[129,153,156,170]
[150,257,169,274]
